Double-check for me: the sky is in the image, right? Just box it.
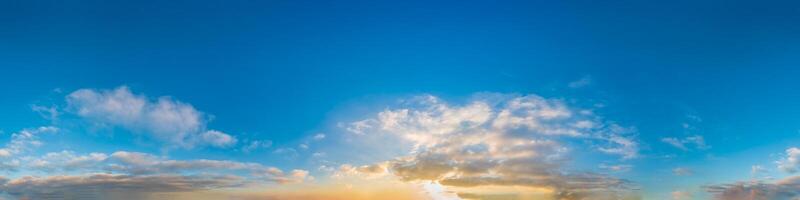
[1,0,800,199]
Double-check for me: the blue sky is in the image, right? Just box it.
[2,1,800,199]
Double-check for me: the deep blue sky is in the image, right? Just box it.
[2,0,800,199]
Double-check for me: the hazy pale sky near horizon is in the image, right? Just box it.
[2,0,800,199]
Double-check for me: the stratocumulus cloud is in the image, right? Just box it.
[344,94,641,199]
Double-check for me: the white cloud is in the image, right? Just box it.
[600,164,633,172]
[752,165,767,175]
[344,94,640,199]
[200,130,237,148]
[313,133,326,140]
[66,86,235,148]
[0,126,58,158]
[30,104,60,121]
[672,167,693,176]
[661,135,709,151]
[777,147,800,173]
[28,150,108,171]
[241,140,272,153]
[8,149,308,185]
[568,75,592,88]
[333,163,390,179]
[0,173,244,200]
[661,138,687,151]
[345,119,373,135]
[257,168,310,184]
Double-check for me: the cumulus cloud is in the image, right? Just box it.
[778,147,800,173]
[344,94,640,199]
[65,86,235,148]
[241,140,272,153]
[705,176,800,200]
[661,135,709,151]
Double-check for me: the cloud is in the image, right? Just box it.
[200,130,237,148]
[65,86,235,148]
[333,163,390,179]
[672,167,693,176]
[241,140,272,153]
[0,146,321,200]
[264,169,310,184]
[30,104,60,121]
[568,75,592,88]
[778,147,800,173]
[661,135,709,151]
[661,138,687,151]
[344,94,640,199]
[28,150,108,172]
[0,126,58,158]
[11,150,307,182]
[752,165,767,176]
[0,173,244,200]
[705,176,800,200]
[600,164,633,172]
[313,133,326,140]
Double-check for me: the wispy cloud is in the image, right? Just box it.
[661,135,709,151]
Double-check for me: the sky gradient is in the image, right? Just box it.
[2,0,800,199]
